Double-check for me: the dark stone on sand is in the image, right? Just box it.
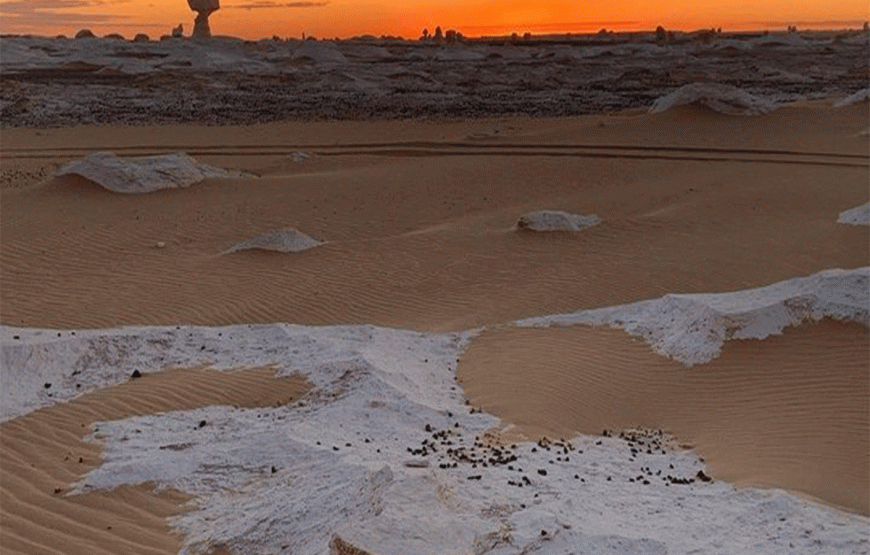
[131,370,142,379]
[696,470,712,482]
[44,383,51,389]
[537,469,547,476]
[198,420,207,428]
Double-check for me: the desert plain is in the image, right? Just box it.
[0,30,869,555]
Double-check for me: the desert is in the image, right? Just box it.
[1,23,868,555]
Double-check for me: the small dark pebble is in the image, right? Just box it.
[696,470,712,482]
[198,420,207,428]
[131,370,142,379]
[537,469,547,476]
[44,383,51,389]
[271,466,277,473]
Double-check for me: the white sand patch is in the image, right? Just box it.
[838,203,870,226]
[834,87,870,108]
[225,228,323,254]
[2,323,865,554]
[517,267,869,365]
[56,152,240,193]
[650,83,778,115]
[515,210,600,232]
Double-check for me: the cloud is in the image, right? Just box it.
[225,1,328,10]
[0,0,133,28]
[459,21,640,34]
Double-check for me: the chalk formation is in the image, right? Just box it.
[188,0,219,38]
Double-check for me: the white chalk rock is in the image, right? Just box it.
[517,267,870,365]
[291,41,347,64]
[56,152,239,194]
[516,210,600,231]
[833,87,870,108]
[838,203,870,226]
[225,228,323,254]
[650,83,777,115]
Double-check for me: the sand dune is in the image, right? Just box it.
[0,366,308,555]
[458,320,869,514]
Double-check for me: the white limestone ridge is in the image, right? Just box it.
[516,267,870,365]
[56,152,240,193]
[225,228,323,254]
[1,323,865,554]
[649,83,778,115]
[838,203,870,226]
[833,87,870,108]
[515,210,600,231]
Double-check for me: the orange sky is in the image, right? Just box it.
[0,0,866,39]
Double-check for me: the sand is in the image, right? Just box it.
[458,321,869,513]
[0,366,308,554]
[1,99,868,552]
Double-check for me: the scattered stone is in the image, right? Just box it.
[225,228,323,254]
[404,459,429,468]
[131,370,142,379]
[75,29,95,39]
[516,210,600,232]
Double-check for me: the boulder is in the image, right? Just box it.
[56,152,240,194]
[75,29,95,39]
[650,83,777,115]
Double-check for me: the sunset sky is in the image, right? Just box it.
[0,0,867,39]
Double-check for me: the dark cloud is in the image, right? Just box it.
[226,1,328,10]
[0,0,133,28]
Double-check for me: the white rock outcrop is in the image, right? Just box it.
[56,152,239,193]
[517,267,869,365]
[515,210,600,231]
[1,322,866,554]
[650,83,777,115]
[838,202,870,226]
[833,87,869,108]
[225,228,323,254]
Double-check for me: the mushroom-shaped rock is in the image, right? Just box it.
[516,210,600,232]
[188,0,219,38]
[56,152,240,194]
[650,83,777,115]
[225,228,324,254]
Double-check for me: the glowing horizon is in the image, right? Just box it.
[0,0,866,40]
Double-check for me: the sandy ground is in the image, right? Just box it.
[0,366,308,554]
[1,101,868,552]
